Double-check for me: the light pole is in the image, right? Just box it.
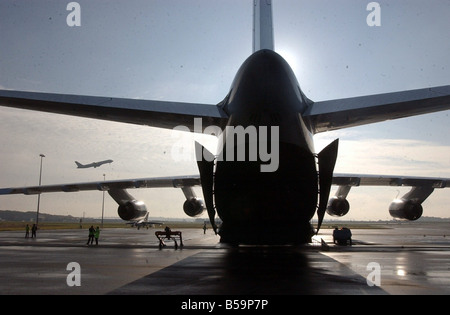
[36,154,45,227]
[101,174,105,228]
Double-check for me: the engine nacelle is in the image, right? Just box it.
[118,200,148,221]
[326,197,350,217]
[389,199,423,221]
[183,198,205,217]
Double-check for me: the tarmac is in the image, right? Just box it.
[0,222,450,296]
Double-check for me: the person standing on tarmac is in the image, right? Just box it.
[25,224,30,239]
[94,226,100,245]
[87,225,95,245]
[31,224,37,239]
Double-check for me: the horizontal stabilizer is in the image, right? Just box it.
[0,90,228,132]
[305,85,450,133]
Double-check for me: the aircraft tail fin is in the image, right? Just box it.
[253,0,274,52]
[75,161,83,168]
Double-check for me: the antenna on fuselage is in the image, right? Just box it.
[253,0,274,52]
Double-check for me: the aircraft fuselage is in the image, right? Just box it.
[213,50,318,244]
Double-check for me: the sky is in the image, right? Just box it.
[0,0,449,222]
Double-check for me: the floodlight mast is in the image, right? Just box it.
[36,154,45,227]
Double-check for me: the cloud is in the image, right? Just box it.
[334,138,450,177]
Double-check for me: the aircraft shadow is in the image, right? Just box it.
[110,246,386,295]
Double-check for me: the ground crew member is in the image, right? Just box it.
[94,226,101,245]
[31,224,37,239]
[164,226,172,239]
[87,225,95,245]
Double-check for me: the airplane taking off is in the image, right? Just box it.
[0,1,449,244]
[75,160,113,169]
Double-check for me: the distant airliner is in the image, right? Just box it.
[75,159,113,169]
[0,1,449,245]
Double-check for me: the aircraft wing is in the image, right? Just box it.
[0,173,448,197]
[304,85,450,133]
[0,175,201,196]
[0,90,229,132]
[0,173,448,224]
[332,173,449,188]
[328,174,449,221]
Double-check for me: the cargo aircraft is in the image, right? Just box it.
[0,1,449,244]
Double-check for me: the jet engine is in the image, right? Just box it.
[108,188,148,221]
[388,186,434,221]
[180,186,206,217]
[117,200,148,221]
[326,185,351,217]
[389,199,423,221]
[183,197,205,217]
[326,196,350,217]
